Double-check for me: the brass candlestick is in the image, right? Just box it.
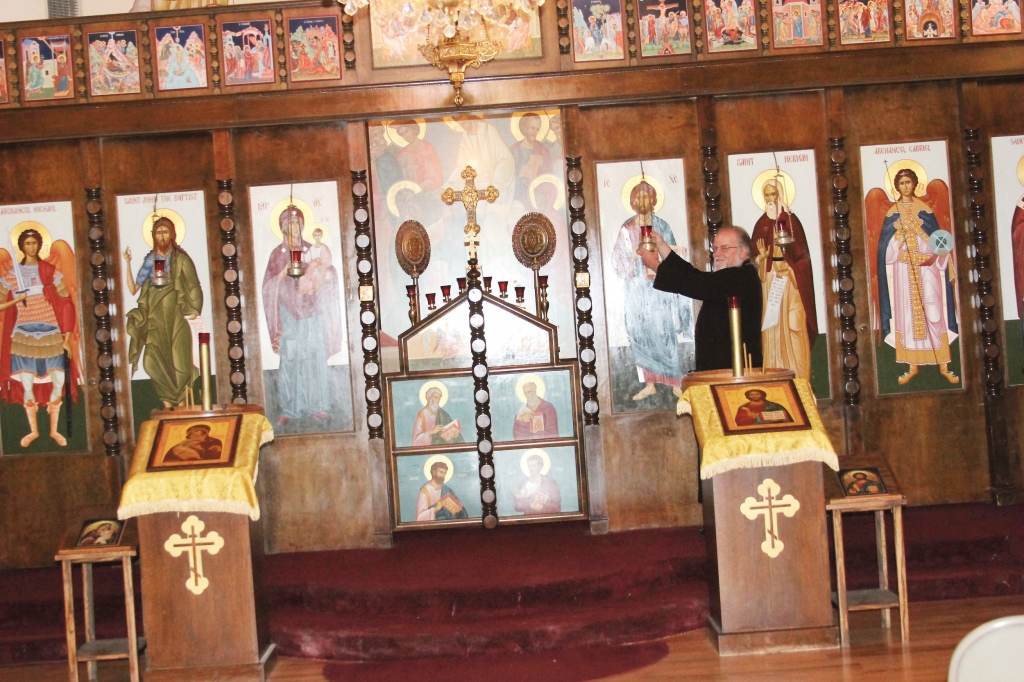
[538,274,549,321]
[407,282,420,326]
[728,296,744,377]
[199,332,212,411]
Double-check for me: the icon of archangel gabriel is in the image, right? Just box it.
[865,166,959,386]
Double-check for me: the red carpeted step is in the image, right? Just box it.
[271,580,709,661]
[320,641,672,682]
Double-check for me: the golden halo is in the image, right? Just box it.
[310,223,329,241]
[142,208,186,248]
[751,169,798,212]
[383,118,426,148]
[520,448,552,476]
[883,159,929,200]
[621,174,666,214]
[423,454,455,483]
[1016,155,1024,188]
[510,111,551,143]
[418,379,449,407]
[9,221,53,261]
[515,373,548,402]
[443,113,484,133]
[544,108,560,143]
[528,174,566,211]
[386,180,422,218]
[269,198,316,242]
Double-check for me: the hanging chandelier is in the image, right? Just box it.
[338,0,544,106]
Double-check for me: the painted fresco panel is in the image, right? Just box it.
[249,181,353,434]
[595,159,694,414]
[727,149,830,398]
[0,202,87,454]
[990,134,1024,385]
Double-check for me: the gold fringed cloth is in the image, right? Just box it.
[678,378,838,480]
[117,413,274,521]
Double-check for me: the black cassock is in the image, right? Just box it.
[653,251,763,372]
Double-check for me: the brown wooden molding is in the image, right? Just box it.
[3,42,1024,144]
[85,187,121,457]
[351,170,384,439]
[961,126,1019,504]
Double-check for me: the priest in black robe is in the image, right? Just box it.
[637,226,763,371]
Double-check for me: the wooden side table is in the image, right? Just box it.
[825,459,909,648]
[55,519,145,682]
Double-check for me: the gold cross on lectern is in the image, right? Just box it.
[164,515,225,595]
[739,479,800,559]
[441,165,499,260]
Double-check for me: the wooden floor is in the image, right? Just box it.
[4,595,1022,681]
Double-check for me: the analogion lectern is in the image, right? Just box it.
[679,368,840,655]
[117,405,275,681]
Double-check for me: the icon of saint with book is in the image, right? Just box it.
[416,456,469,521]
[513,374,559,440]
[411,381,463,446]
[513,450,561,515]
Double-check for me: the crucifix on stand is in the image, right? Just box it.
[442,165,500,266]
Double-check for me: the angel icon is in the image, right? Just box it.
[865,163,959,386]
[0,224,81,448]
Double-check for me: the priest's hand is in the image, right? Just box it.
[636,245,662,272]
[650,230,672,259]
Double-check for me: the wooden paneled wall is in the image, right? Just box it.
[1,77,1024,567]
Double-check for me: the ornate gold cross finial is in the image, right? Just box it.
[441,165,499,261]
[163,515,225,595]
[739,479,801,558]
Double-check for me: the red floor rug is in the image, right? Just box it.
[1,502,1023,671]
[321,642,671,682]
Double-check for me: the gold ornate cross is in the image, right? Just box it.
[739,479,800,558]
[441,165,499,261]
[163,515,225,595]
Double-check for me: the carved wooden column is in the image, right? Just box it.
[351,171,384,439]
[341,13,357,70]
[566,155,607,533]
[4,30,22,105]
[698,98,723,249]
[827,88,862,457]
[217,181,248,404]
[829,140,860,407]
[963,128,1018,504]
[556,0,572,54]
[273,11,288,86]
[466,256,498,528]
[86,189,121,457]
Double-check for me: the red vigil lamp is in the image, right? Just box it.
[426,292,437,311]
[639,225,656,252]
[151,258,169,287]
[483,276,493,293]
[498,281,509,299]
[286,249,305,278]
[457,277,467,295]
[514,285,526,307]
[441,285,452,303]
[538,275,548,287]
